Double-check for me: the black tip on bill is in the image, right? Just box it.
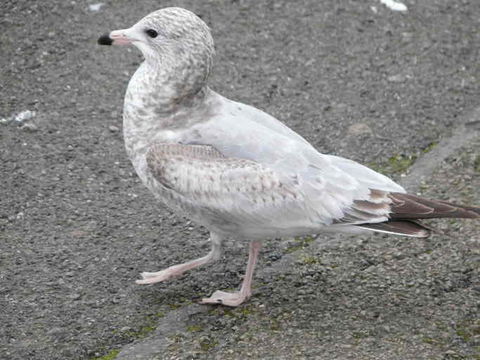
[97,34,113,45]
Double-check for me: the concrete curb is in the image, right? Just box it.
[401,105,480,192]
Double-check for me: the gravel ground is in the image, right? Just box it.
[1,0,479,359]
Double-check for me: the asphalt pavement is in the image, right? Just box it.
[1,0,479,359]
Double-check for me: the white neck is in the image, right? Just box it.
[122,54,217,158]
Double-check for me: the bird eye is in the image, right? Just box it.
[145,29,158,38]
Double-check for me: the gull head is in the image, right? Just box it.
[98,7,215,66]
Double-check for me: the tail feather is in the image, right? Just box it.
[354,192,479,238]
[389,193,480,220]
[358,220,431,238]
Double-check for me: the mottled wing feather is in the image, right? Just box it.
[147,143,286,195]
[146,143,302,226]
[336,189,392,224]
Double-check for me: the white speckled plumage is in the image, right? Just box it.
[99,7,478,306]
[119,8,404,239]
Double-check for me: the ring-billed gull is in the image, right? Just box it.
[98,7,479,307]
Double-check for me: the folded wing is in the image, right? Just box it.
[146,143,315,234]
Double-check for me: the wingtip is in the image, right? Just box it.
[357,220,432,238]
[389,193,480,220]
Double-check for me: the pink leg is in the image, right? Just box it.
[136,234,221,285]
[201,240,262,307]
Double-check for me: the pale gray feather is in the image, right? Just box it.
[119,7,408,240]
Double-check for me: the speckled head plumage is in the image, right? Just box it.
[99,7,216,112]
[134,8,215,64]
[98,7,215,67]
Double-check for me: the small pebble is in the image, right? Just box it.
[347,123,372,136]
[88,3,104,12]
[387,74,406,83]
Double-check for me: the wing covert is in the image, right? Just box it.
[146,143,305,228]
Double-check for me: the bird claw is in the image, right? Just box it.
[135,268,180,285]
[140,271,161,279]
[200,290,251,307]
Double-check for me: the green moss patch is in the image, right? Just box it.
[369,153,417,176]
[92,349,120,360]
[286,235,316,253]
